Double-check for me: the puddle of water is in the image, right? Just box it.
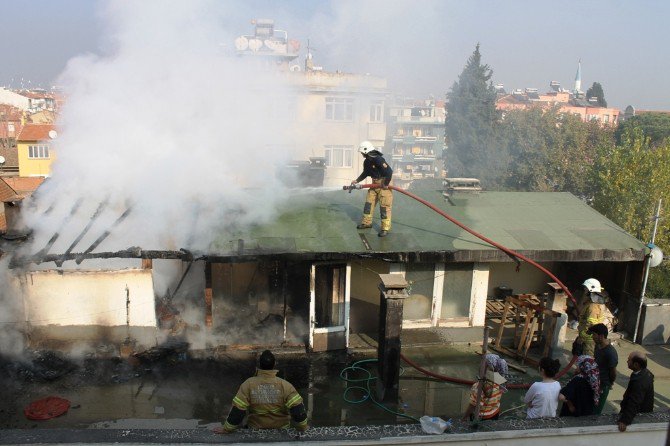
[0,349,533,429]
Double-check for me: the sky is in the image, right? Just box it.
[1,0,669,110]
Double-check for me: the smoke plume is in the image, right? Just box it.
[20,1,300,256]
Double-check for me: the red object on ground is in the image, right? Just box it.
[24,396,71,420]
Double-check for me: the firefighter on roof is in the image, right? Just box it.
[350,140,394,237]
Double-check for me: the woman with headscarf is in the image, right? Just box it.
[559,355,600,417]
[462,354,508,421]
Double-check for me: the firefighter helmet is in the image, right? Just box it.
[358,140,376,155]
[582,278,602,293]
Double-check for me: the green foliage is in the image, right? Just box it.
[586,82,607,107]
[616,113,670,147]
[591,129,670,295]
[499,108,614,197]
[445,44,502,187]
[647,265,670,299]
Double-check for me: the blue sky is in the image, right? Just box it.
[1,0,669,109]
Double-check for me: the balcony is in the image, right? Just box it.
[394,115,444,124]
[392,135,439,144]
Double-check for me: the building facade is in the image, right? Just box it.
[17,124,57,177]
[385,98,445,188]
[497,88,620,125]
[235,19,388,187]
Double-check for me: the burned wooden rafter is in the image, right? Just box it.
[55,199,109,267]
[75,206,132,264]
[30,248,199,265]
[33,197,84,260]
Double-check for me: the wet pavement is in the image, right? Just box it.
[1,330,670,443]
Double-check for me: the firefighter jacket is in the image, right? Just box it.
[225,369,306,430]
[355,151,393,185]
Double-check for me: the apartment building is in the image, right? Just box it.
[385,98,445,188]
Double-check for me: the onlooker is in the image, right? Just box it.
[524,357,561,418]
[617,351,654,432]
[559,355,600,417]
[214,350,308,433]
[588,323,618,414]
[462,354,508,421]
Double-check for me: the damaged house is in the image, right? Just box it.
[2,186,647,354]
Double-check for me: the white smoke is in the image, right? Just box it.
[20,1,300,255]
[0,258,25,355]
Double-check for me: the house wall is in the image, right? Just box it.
[487,262,559,297]
[349,260,491,332]
[17,269,156,327]
[349,259,390,333]
[17,141,54,176]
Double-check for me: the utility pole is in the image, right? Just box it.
[634,199,662,344]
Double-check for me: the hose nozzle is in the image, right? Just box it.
[343,184,362,193]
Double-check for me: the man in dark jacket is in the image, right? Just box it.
[618,351,654,432]
[350,140,393,237]
[588,323,618,414]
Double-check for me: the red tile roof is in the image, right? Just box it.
[18,90,54,100]
[0,176,45,202]
[0,104,23,121]
[17,124,57,142]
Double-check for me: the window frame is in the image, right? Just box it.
[28,144,50,159]
[325,97,354,121]
[369,101,384,123]
[324,145,353,168]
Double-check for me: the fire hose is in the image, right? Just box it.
[343,183,579,389]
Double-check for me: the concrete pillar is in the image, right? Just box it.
[204,261,213,328]
[470,263,490,327]
[377,273,409,402]
[545,282,568,355]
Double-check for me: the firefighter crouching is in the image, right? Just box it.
[214,350,308,433]
[350,140,394,237]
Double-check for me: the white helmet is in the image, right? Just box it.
[582,278,602,293]
[358,140,376,155]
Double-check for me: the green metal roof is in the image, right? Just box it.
[208,189,645,262]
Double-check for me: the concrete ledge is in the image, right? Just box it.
[1,420,668,445]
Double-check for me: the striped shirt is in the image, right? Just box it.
[469,381,502,419]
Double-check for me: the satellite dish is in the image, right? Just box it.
[0,155,5,164]
[48,130,58,139]
[234,36,249,51]
[289,65,301,72]
[648,244,664,268]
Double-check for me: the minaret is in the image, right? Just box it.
[574,59,582,95]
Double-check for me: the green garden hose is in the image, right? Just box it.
[339,358,420,422]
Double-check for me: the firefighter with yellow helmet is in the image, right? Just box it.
[350,140,394,237]
[576,278,607,356]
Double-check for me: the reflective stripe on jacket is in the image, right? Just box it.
[231,369,303,429]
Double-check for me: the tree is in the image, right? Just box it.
[591,128,670,298]
[444,44,502,186]
[586,82,607,107]
[499,107,614,196]
[616,112,670,147]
